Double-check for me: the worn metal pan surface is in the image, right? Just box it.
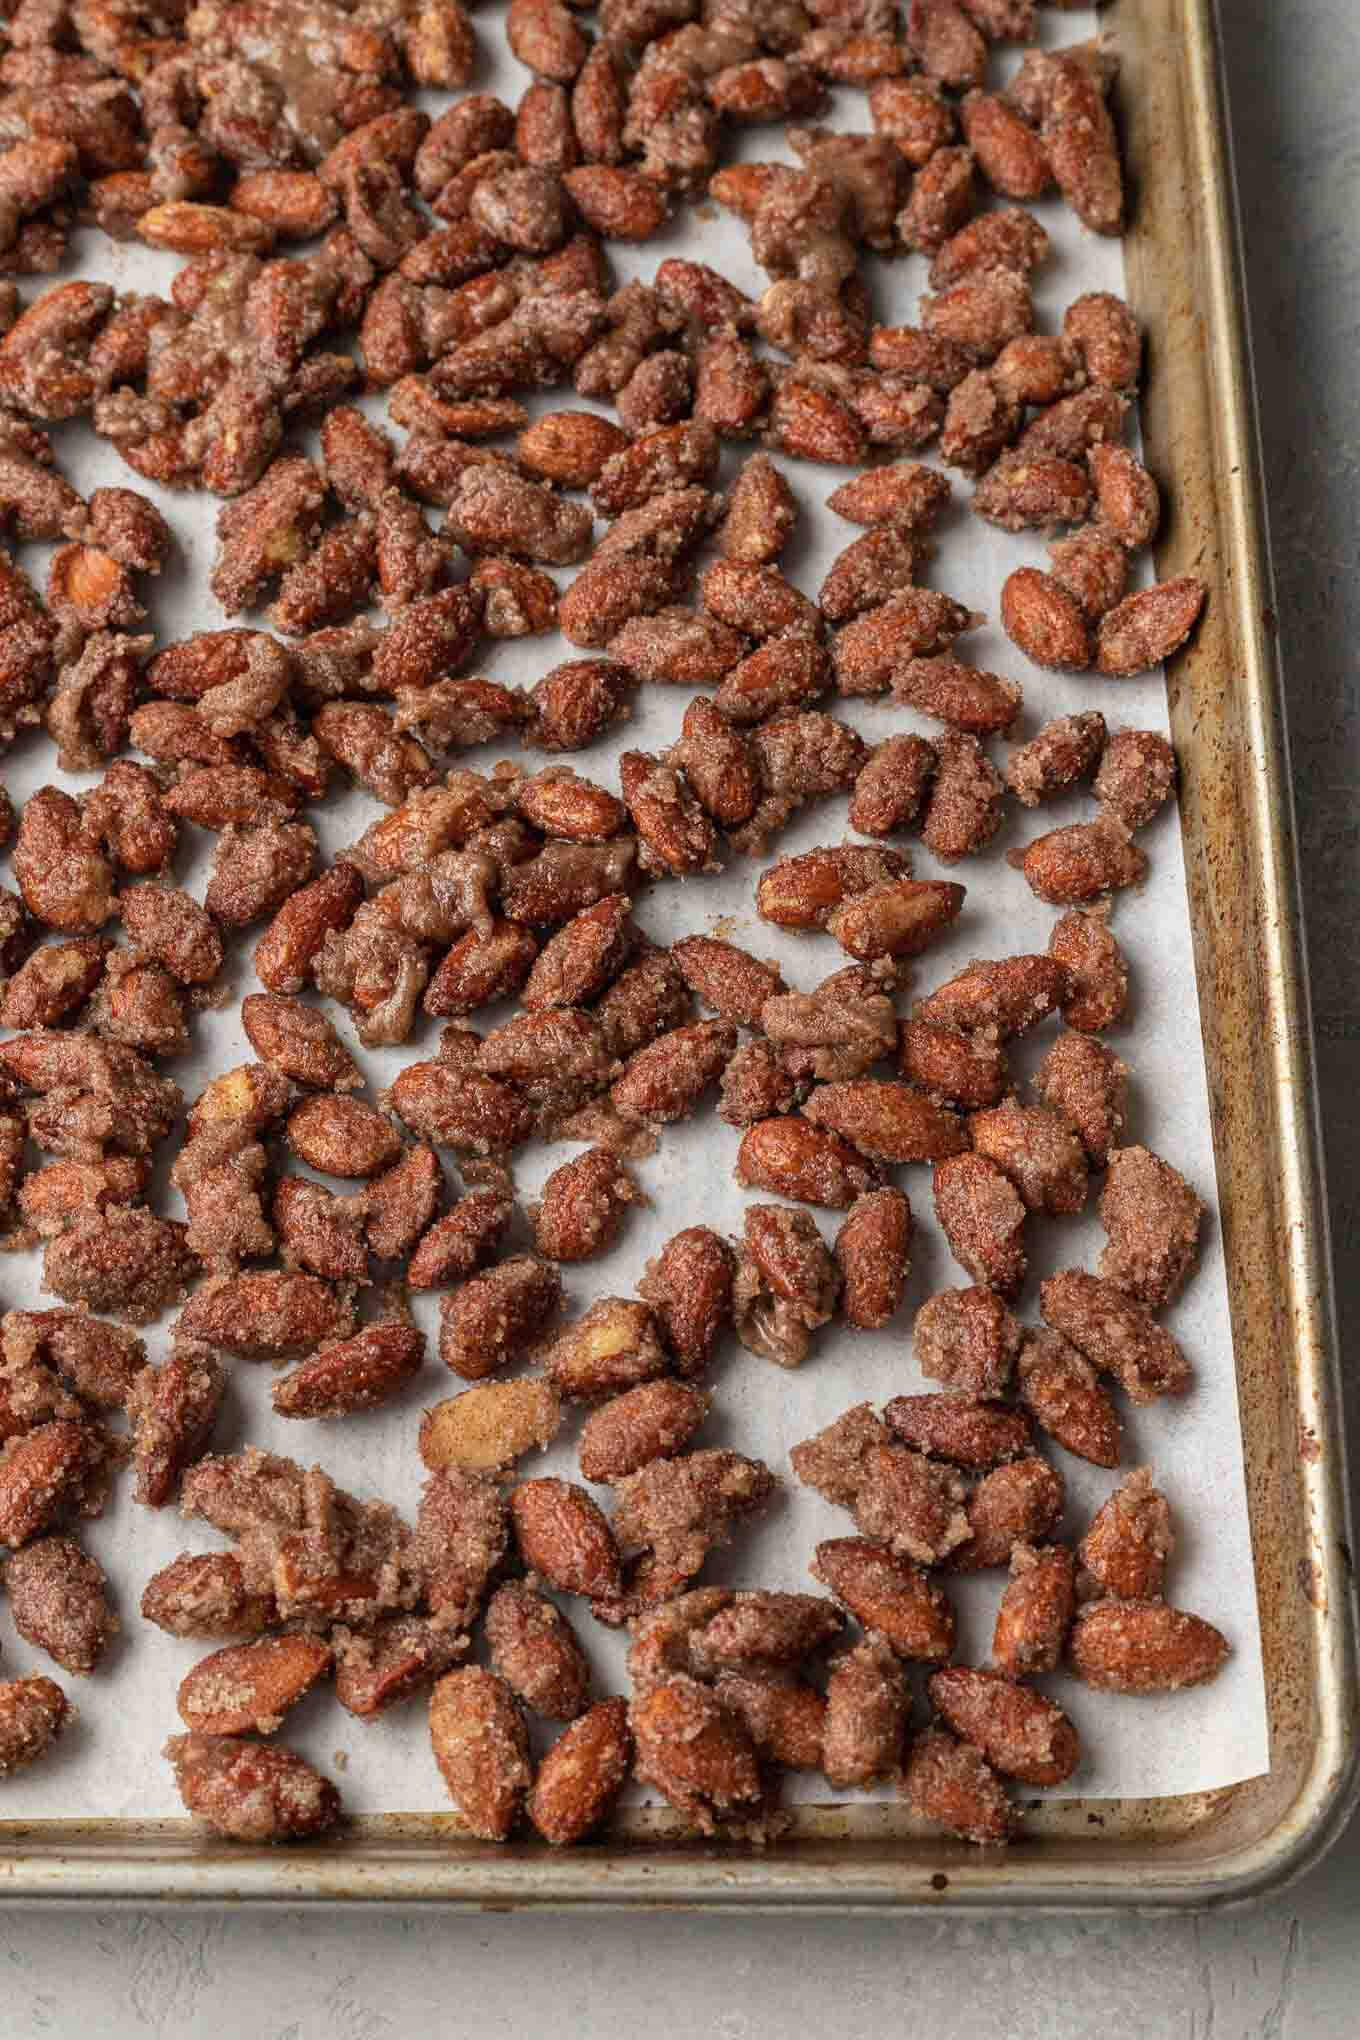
[3,0,1354,1906]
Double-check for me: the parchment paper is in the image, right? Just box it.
[0,5,1268,1821]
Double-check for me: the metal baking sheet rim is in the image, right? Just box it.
[1,0,1354,1907]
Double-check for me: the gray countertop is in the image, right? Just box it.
[4,4,1358,2032]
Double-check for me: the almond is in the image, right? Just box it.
[255,863,364,995]
[903,1727,1013,1845]
[389,1058,533,1152]
[409,1189,513,1291]
[970,1098,1089,1216]
[889,655,1022,735]
[1001,565,1092,669]
[884,1392,1032,1469]
[900,1018,1009,1108]
[1010,815,1147,904]
[834,1185,913,1330]
[141,1553,274,1641]
[611,1019,735,1123]
[827,876,965,961]
[1015,1327,1122,1467]
[0,1419,104,1546]
[334,1616,467,1720]
[429,1665,532,1839]
[440,1256,561,1380]
[515,768,627,842]
[769,377,866,464]
[992,1541,1077,1676]
[757,844,909,928]
[0,1676,68,1775]
[128,1342,226,1508]
[1089,442,1160,550]
[547,1299,669,1404]
[1098,1143,1203,1306]
[578,1379,710,1483]
[916,952,1072,1037]
[175,1271,354,1358]
[821,1634,909,1787]
[4,1534,114,1674]
[1096,577,1207,676]
[619,750,718,876]
[485,1580,591,1720]
[529,1697,632,1845]
[951,1455,1064,1571]
[137,201,275,254]
[1040,1269,1191,1404]
[177,1633,332,1735]
[1078,1466,1173,1600]
[272,1322,425,1419]
[833,589,973,695]
[420,1377,563,1474]
[735,1114,883,1207]
[932,1150,1027,1295]
[827,462,951,532]
[928,1665,1079,1786]
[422,921,540,1021]
[673,699,762,827]
[960,89,1050,199]
[715,637,830,722]
[637,1226,735,1377]
[1049,908,1129,1032]
[812,1536,955,1661]
[563,165,668,239]
[803,1079,966,1165]
[241,993,361,1091]
[510,1476,622,1598]
[1063,291,1141,390]
[166,1733,340,1841]
[1069,1598,1230,1692]
[974,454,1092,533]
[630,1674,761,1831]
[231,169,338,238]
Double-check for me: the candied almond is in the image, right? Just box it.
[638,1226,734,1378]
[429,1666,532,1839]
[486,1580,590,1721]
[903,1726,1013,1846]
[804,1079,966,1166]
[1098,1144,1203,1306]
[141,1554,274,1642]
[928,1665,1078,1787]
[933,1152,1027,1297]
[166,1733,339,1843]
[178,1634,331,1738]
[630,1674,760,1832]
[950,1455,1065,1572]
[1010,815,1147,905]
[884,1393,1032,1470]
[546,1299,667,1403]
[420,1378,562,1476]
[1069,1599,1229,1693]
[512,1476,621,1599]
[440,1256,561,1381]
[529,1698,632,1846]
[835,1187,913,1330]
[1093,727,1177,831]
[812,1537,954,1662]
[992,1542,1077,1677]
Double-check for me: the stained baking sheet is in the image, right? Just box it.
[0,3,1268,1825]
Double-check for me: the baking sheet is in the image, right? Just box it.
[0,3,1267,1822]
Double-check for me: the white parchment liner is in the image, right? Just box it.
[0,5,1267,1818]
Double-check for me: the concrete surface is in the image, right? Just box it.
[2,3,1357,2033]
